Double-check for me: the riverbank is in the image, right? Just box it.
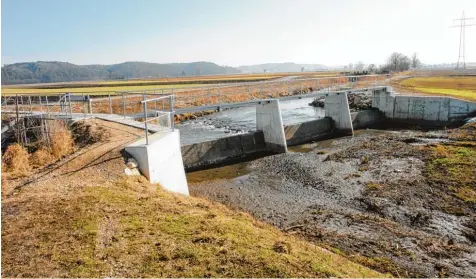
[188,123,476,277]
[1,119,382,277]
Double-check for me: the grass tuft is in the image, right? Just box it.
[2,143,31,177]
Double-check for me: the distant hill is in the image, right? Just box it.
[1,61,241,85]
[238,62,327,73]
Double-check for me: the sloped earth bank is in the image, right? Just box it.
[190,123,476,277]
[2,119,382,277]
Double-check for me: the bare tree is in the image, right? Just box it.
[367,64,376,73]
[348,63,353,71]
[355,61,364,71]
[387,52,411,72]
[411,52,421,68]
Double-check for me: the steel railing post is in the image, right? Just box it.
[46,95,50,114]
[109,93,112,114]
[171,95,175,131]
[143,97,149,145]
[88,96,92,114]
[122,93,126,119]
[68,94,73,117]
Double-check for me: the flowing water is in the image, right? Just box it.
[177,97,324,145]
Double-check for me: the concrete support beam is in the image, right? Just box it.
[256,99,287,153]
[125,130,189,196]
[325,92,354,135]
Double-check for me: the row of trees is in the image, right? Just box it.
[346,52,421,74]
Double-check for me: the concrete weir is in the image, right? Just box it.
[125,87,476,194]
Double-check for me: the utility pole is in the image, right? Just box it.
[450,11,475,70]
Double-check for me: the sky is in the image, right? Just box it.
[1,0,476,66]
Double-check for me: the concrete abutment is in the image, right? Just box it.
[324,92,354,136]
[256,99,288,153]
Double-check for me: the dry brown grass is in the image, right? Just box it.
[1,119,383,278]
[30,147,54,167]
[1,175,384,278]
[47,122,74,159]
[2,143,31,177]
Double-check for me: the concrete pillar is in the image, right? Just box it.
[372,87,395,118]
[256,99,287,153]
[325,92,353,135]
[125,130,189,196]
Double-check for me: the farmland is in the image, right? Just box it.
[1,72,341,95]
[396,76,476,101]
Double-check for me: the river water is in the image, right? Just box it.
[177,96,324,145]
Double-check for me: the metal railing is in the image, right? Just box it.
[140,94,174,145]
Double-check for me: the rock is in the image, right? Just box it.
[126,158,138,169]
[125,167,140,176]
[309,97,325,108]
[308,92,372,110]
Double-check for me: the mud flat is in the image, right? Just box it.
[188,125,476,277]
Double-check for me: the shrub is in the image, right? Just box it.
[2,143,31,176]
[50,129,74,159]
[30,147,54,167]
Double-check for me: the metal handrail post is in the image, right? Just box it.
[122,93,126,119]
[46,95,50,114]
[109,93,112,114]
[68,94,73,116]
[170,95,175,131]
[142,95,149,145]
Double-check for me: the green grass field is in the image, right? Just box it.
[399,76,476,101]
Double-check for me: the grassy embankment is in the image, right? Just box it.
[2,178,383,277]
[398,76,476,101]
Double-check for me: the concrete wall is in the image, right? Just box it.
[125,130,189,196]
[325,92,354,135]
[181,131,266,170]
[256,100,287,153]
[351,109,383,129]
[372,88,476,125]
[284,118,333,146]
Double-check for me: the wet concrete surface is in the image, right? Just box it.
[188,128,476,277]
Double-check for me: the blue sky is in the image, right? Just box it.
[2,0,476,66]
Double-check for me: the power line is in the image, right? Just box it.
[450,11,475,70]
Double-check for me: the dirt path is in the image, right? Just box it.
[2,119,144,198]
